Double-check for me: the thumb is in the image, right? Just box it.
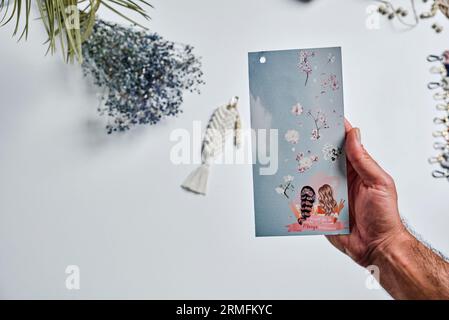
[345,128,390,186]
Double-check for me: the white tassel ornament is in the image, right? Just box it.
[181,97,241,195]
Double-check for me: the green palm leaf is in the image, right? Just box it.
[0,0,152,62]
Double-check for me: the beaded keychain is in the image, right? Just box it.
[428,51,449,180]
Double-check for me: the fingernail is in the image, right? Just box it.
[354,128,361,144]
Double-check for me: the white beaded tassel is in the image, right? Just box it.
[181,97,241,195]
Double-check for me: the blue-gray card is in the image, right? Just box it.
[248,47,350,237]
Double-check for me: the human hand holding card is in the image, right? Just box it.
[248,47,350,237]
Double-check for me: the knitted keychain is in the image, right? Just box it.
[181,97,241,195]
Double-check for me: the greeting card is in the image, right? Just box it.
[248,47,350,237]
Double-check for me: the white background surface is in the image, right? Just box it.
[0,0,448,299]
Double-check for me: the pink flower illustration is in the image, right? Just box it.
[285,129,300,144]
[298,50,315,86]
[307,109,329,140]
[296,152,318,173]
[329,74,339,91]
[291,102,304,116]
[321,73,340,93]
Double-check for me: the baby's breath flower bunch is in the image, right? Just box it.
[82,20,204,133]
[1,2,204,133]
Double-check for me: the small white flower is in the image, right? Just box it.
[322,143,341,162]
[284,175,294,183]
[300,157,313,168]
[285,129,300,144]
[291,103,304,116]
[275,187,284,194]
[297,153,318,173]
[322,143,333,160]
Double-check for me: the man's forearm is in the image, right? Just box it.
[370,231,449,299]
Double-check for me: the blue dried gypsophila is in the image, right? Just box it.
[82,20,204,133]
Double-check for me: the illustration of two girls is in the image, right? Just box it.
[290,184,345,225]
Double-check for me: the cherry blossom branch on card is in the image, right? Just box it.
[306,109,329,140]
[298,50,315,86]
